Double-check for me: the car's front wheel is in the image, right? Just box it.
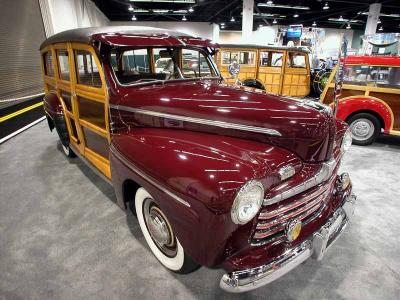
[347,113,381,146]
[135,187,199,274]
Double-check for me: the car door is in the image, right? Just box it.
[71,43,110,178]
[257,50,285,94]
[282,51,310,97]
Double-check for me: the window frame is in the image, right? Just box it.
[74,49,103,88]
[109,46,220,87]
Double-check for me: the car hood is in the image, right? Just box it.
[114,79,336,162]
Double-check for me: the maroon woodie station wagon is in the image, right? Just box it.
[40,26,356,292]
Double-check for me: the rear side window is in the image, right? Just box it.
[239,51,255,65]
[259,51,283,67]
[343,65,370,85]
[75,50,102,87]
[373,67,400,88]
[287,53,306,68]
[122,49,150,73]
[57,49,70,81]
[43,51,54,77]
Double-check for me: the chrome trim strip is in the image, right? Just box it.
[110,145,191,208]
[109,104,282,137]
[263,158,338,206]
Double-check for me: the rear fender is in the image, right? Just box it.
[335,96,393,133]
[43,92,69,146]
[110,128,302,266]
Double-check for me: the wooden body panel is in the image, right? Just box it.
[217,47,310,97]
[41,42,111,178]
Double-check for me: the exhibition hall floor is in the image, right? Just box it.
[1,121,399,299]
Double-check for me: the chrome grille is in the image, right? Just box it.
[252,181,333,245]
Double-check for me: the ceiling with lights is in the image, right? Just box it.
[93,0,400,32]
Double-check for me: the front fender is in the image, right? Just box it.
[110,128,302,267]
[336,96,393,133]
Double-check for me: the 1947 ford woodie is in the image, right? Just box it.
[40,27,356,293]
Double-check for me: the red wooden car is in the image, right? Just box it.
[321,55,400,145]
[41,26,356,292]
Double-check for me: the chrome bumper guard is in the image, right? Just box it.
[220,193,356,293]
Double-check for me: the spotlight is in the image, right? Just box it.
[323,2,329,10]
[230,16,235,22]
[312,21,317,26]
[379,26,383,31]
[128,6,134,11]
[131,15,136,20]
[182,15,187,21]
[346,24,351,29]
[273,19,277,24]
[267,1,273,4]
[188,7,194,13]
[377,19,381,24]
[339,15,344,21]
[294,14,299,18]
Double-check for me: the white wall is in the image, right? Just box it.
[39,0,109,36]
[220,26,278,45]
[112,21,214,40]
[319,28,354,58]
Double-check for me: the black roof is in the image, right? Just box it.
[219,44,310,53]
[40,26,192,50]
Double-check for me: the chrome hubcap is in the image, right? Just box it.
[350,118,374,141]
[143,199,177,257]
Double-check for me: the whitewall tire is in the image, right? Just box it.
[134,187,199,274]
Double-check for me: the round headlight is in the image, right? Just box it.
[231,180,264,225]
[341,127,352,153]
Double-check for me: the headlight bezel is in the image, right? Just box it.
[231,180,264,225]
[341,127,352,153]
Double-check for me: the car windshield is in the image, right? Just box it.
[110,47,217,85]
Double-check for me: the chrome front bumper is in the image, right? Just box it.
[220,193,356,293]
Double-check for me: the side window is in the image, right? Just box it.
[343,65,370,86]
[57,49,70,81]
[271,52,283,67]
[375,67,400,88]
[75,50,102,87]
[43,51,54,77]
[153,48,173,74]
[239,51,255,65]
[122,49,150,73]
[221,51,231,64]
[260,51,269,66]
[182,49,215,78]
[287,53,306,68]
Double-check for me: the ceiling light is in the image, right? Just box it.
[182,15,187,21]
[230,16,235,22]
[188,6,194,13]
[273,19,277,24]
[258,3,310,10]
[130,0,195,3]
[379,26,383,31]
[377,19,381,24]
[323,2,329,10]
[346,24,351,29]
[221,23,225,26]
[153,9,169,13]
[339,15,344,21]
[294,14,299,18]
[259,24,264,27]
[267,1,273,4]
[174,9,188,13]
[312,21,317,26]
[328,17,360,23]
[128,6,134,11]
[131,15,137,20]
